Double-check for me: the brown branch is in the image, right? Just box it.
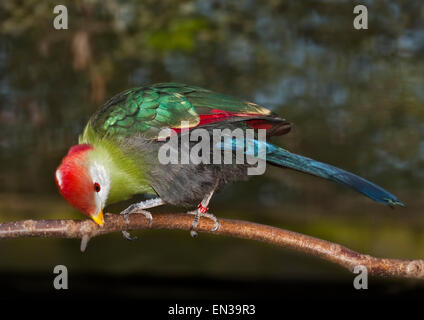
[1,212,423,279]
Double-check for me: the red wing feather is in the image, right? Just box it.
[171,108,291,136]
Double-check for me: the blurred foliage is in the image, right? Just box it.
[148,18,209,51]
[0,0,423,277]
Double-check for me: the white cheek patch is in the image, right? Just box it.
[55,170,63,188]
[90,162,111,208]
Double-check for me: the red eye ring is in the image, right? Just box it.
[94,182,101,192]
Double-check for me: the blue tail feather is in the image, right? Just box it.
[264,142,404,207]
[218,137,404,207]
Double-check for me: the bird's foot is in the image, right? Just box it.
[187,204,220,237]
[120,204,153,241]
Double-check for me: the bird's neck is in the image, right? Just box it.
[89,141,155,205]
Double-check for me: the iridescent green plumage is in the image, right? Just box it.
[87,82,273,140]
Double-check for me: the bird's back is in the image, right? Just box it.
[84,82,291,142]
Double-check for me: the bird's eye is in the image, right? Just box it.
[94,182,101,192]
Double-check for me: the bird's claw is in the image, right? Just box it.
[122,230,137,241]
[120,207,153,241]
[187,209,220,238]
[132,209,153,226]
[120,203,137,217]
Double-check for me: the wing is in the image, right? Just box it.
[83,83,290,141]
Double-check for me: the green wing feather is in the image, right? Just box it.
[83,83,274,141]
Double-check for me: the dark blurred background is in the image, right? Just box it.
[0,0,423,301]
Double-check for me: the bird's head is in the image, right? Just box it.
[55,144,110,226]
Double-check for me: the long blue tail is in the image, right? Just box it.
[218,137,404,207]
[264,142,404,207]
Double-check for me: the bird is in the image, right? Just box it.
[55,82,404,238]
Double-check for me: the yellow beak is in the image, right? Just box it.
[91,209,104,226]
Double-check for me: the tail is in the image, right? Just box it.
[265,142,404,207]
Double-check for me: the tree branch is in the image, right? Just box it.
[1,212,423,279]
